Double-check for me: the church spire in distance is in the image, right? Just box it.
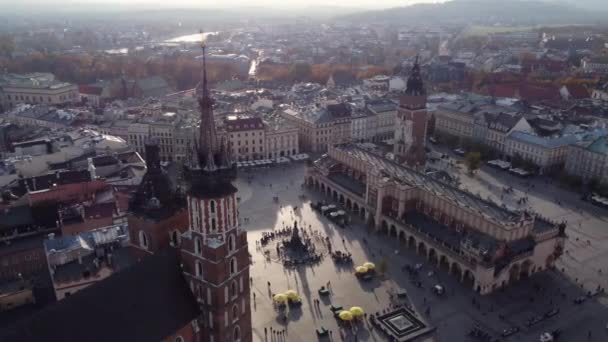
[405,55,426,97]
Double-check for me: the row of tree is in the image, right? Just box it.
[0,52,245,90]
[256,61,391,84]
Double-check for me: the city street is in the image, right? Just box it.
[237,162,608,342]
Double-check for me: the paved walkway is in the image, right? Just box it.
[237,162,608,342]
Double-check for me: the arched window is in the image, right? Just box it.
[230,280,237,298]
[210,200,216,213]
[230,257,237,275]
[195,260,203,279]
[175,337,184,342]
[170,230,179,247]
[228,234,235,252]
[195,237,202,255]
[139,231,149,250]
[232,304,239,321]
[233,325,241,341]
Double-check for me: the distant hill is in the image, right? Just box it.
[552,0,608,11]
[338,0,608,26]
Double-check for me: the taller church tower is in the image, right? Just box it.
[394,56,428,167]
[179,35,251,342]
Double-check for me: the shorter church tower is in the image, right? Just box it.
[394,56,428,167]
[128,138,188,256]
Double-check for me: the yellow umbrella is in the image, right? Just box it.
[339,310,354,321]
[355,266,368,274]
[349,306,364,317]
[363,262,375,270]
[285,290,299,300]
[273,293,287,303]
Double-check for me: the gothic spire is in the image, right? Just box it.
[196,30,218,171]
[405,55,426,96]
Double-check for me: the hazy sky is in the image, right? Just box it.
[7,0,447,10]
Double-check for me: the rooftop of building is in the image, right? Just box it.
[481,112,524,132]
[10,105,80,126]
[0,248,201,342]
[0,73,74,90]
[224,116,265,132]
[366,98,398,114]
[582,135,608,155]
[14,170,92,195]
[508,128,607,149]
[327,144,535,227]
[45,224,132,283]
[281,102,352,125]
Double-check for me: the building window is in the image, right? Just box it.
[170,230,180,247]
[139,231,149,250]
[210,200,216,213]
[233,326,241,341]
[230,257,237,275]
[195,260,203,279]
[228,234,235,252]
[230,280,237,298]
[211,218,217,232]
[232,304,239,322]
[195,237,202,255]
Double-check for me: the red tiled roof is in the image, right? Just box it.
[491,84,518,98]
[520,83,560,101]
[84,202,116,219]
[565,84,590,99]
[79,85,103,96]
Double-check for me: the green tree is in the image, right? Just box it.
[464,152,482,174]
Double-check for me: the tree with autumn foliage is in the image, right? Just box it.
[0,52,245,91]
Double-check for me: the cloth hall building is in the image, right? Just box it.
[307,61,566,294]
